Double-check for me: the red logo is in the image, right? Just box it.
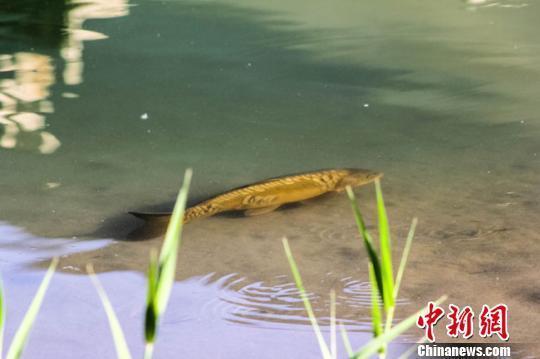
[417,303,509,342]
[479,304,509,341]
[446,304,474,339]
[416,302,445,342]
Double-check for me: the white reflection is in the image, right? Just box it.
[62,0,130,85]
[39,131,62,154]
[465,0,528,9]
[0,221,111,269]
[1,53,54,102]
[10,112,45,132]
[0,0,130,154]
[0,53,60,154]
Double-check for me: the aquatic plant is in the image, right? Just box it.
[345,179,417,358]
[87,169,192,359]
[0,258,58,359]
[143,168,192,359]
[283,179,444,359]
[87,264,132,359]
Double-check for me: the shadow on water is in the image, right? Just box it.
[86,193,204,241]
[0,1,68,49]
[87,174,326,241]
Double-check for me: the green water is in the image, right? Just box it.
[1,0,539,357]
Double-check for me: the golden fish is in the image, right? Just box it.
[130,168,382,223]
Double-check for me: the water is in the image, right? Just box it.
[1,0,539,357]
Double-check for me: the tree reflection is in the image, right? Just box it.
[0,0,129,154]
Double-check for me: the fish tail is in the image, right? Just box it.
[129,211,171,221]
[130,202,221,224]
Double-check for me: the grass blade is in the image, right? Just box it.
[6,258,58,359]
[352,296,447,359]
[368,263,382,341]
[144,343,154,359]
[87,264,132,359]
[282,237,332,359]
[1,275,5,358]
[345,186,385,304]
[144,169,192,358]
[394,218,417,300]
[330,290,336,359]
[154,169,192,316]
[374,179,394,312]
[144,250,159,356]
[339,322,353,358]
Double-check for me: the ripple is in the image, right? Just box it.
[194,273,390,332]
[316,227,349,242]
[339,277,372,308]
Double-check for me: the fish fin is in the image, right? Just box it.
[244,205,281,217]
[129,211,171,221]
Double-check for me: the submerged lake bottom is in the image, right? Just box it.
[1,170,538,358]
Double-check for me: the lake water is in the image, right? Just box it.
[1,0,539,358]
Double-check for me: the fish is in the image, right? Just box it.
[129,168,382,224]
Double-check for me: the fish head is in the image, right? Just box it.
[334,168,383,191]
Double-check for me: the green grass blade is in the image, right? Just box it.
[144,250,159,345]
[338,321,353,358]
[144,344,154,359]
[345,186,385,304]
[352,296,447,359]
[368,263,382,341]
[374,179,394,312]
[142,169,192,358]
[1,275,5,358]
[155,169,192,316]
[6,258,58,359]
[87,264,132,359]
[282,237,332,359]
[330,290,336,359]
[394,218,417,300]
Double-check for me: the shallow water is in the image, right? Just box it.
[1,0,539,357]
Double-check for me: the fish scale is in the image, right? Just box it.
[180,168,380,224]
[129,168,381,224]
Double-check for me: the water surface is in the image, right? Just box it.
[1,0,539,357]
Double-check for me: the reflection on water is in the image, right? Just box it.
[0,52,59,153]
[0,222,110,269]
[61,0,130,86]
[1,266,377,359]
[465,0,529,9]
[0,0,129,154]
[0,219,379,358]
